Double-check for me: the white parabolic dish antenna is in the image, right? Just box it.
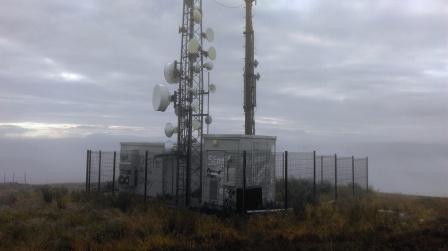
[192,120,201,131]
[164,122,177,138]
[188,38,200,54]
[206,47,216,60]
[203,62,213,71]
[203,28,214,42]
[164,61,180,84]
[193,8,202,23]
[209,83,216,93]
[152,84,170,112]
[205,115,213,125]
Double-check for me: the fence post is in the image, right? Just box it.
[242,151,247,214]
[321,155,323,185]
[112,151,117,195]
[284,150,288,211]
[186,153,190,207]
[85,150,89,192]
[313,151,316,201]
[352,156,355,197]
[366,157,369,191]
[144,150,148,202]
[88,150,91,192]
[175,156,179,206]
[98,151,102,192]
[334,154,338,201]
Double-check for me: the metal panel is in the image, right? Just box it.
[201,134,277,209]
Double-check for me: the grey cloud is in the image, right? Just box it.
[0,0,447,196]
[0,125,31,136]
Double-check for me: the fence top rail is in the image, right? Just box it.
[89,150,117,153]
[320,155,337,158]
[88,149,368,159]
[337,156,353,160]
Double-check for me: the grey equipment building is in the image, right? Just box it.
[118,142,177,199]
[118,134,276,210]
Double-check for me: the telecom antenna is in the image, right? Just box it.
[153,0,216,207]
[244,0,260,135]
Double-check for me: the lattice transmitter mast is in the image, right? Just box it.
[152,0,216,207]
[244,0,260,135]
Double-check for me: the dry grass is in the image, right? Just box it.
[0,184,447,250]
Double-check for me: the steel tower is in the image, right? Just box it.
[244,0,257,135]
[176,0,214,207]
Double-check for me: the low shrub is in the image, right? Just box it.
[0,193,17,206]
[110,192,135,212]
[56,195,69,209]
[39,186,53,203]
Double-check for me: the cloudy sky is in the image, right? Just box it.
[0,0,447,196]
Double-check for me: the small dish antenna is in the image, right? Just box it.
[164,122,178,138]
[203,62,214,71]
[193,62,213,72]
[152,84,171,112]
[192,120,201,131]
[209,83,216,93]
[202,28,214,42]
[255,72,261,81]
[193,8,202,23]
[205,115,213,125]
[205,46,216,60]
[254,59,259,68]
[188,38,200,54]
[164,60,180,84]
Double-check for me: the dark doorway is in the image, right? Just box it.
[236,186,262,212]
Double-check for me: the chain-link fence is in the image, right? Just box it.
[85,150,178,201]
[86,150,117,193]
[85,149,369,212]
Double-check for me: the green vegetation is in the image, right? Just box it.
[276,178,369,213]
[0,183,447,250]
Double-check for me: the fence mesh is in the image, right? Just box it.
[85,149,369,210]
[86,151,117,193]
[354,157,368,196]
